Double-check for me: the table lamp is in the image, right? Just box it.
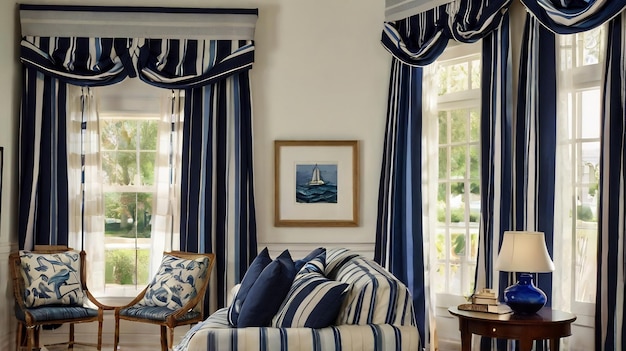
[495,231,555,314]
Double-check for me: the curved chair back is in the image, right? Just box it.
[9,245,110,351]
[114,251,216,351]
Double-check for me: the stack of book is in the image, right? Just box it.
[457,289,512,314]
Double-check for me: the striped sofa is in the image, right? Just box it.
[174,248,421,351]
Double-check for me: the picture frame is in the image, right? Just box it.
[274,140,359,227]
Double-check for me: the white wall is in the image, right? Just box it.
[1,0,390,349]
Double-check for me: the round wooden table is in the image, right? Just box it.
[448,306,576,351]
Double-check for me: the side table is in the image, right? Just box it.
[448,306,576,351]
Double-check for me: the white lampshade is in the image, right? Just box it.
[495,231,555,273]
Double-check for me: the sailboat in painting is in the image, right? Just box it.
[308,165,325,186]
[295,164,337,203]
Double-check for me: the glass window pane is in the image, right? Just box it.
[438,112,448,143]
[471,59,480,90]
[580,90,601,139]
[139,120,158,149]
[450,147,467,177]
[450,110,468,142]
[469,109,480,141]
[140,151,156,186]
[435,51,480,298]
[438,148,448,179]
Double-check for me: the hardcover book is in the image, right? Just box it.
[458,303,513,314]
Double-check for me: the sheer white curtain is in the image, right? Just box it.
[67,86,106,292]
[150,91,183,274]
[553,26,605,350]
[421,62,439,351]
[66,86,181,293]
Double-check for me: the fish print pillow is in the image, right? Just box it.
[139,254,210,310]
[19,250,85,307]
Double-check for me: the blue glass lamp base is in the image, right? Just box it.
[503,273,547,314]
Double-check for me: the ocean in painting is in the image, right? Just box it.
[295,164,338,203]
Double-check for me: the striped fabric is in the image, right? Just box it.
[512,12,558,309]
[328,250,416,327]
[174,249,420,351]
[14,305,98,323]
[474,18,513,351]
[521,0,626,33]
[18,6,259,312]
[272,271,348,328]
[376,3,511,349]
[120,306,200,322]
[596,12,626,351]
[382,0,511,66]
[175,308,420,351]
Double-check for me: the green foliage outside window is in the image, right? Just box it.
[105,249,150,285]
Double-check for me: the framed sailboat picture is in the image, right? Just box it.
[274,140,359,227]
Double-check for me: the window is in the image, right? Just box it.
[431,43,481,298]
[90,80,170,298]
[100,116,158,295]
[557,26,605,308]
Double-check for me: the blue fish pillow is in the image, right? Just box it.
[19,250,85,307]
[140,254,210,310]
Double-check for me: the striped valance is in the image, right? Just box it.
[521,0,626,34]
[19,5,258,88]
[382,0,511,66]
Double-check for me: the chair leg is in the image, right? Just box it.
[69,323,75,350]
[168,327,174,351]
[26,326,35,351]
[16,323,23,351]
[97,318,103,351]
[114,315,120,351]
[160,325,168,351]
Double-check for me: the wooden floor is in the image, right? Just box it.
[41,346,161,351]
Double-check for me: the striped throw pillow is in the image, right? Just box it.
[272,270,348,328]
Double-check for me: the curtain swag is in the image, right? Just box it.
[19,5,258,88]
[382,0,512,66]
[521,0,626,34]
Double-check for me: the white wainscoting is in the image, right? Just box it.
[1,242,18,351]
[260,242,376,261]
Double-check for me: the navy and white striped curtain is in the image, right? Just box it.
[596,10,626,351]
[511,12,557,310]
[376,1,512,347]
[18,5,258,309]
[516,2,626,350]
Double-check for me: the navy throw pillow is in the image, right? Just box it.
[237,250,296,327]
[228,247,272,326]
[294,247,326,272]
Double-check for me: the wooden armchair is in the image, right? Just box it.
[114,251,215,351]
[9,245,112,351]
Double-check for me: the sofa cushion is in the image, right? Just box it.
[333,255,415,326]
[272,267,348,328]
[139,254,210,310]
[237,250,296,327]
[228,247,272,326]
[294,247,325,271]
[19,250,85,307]
[297,250,326,275]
